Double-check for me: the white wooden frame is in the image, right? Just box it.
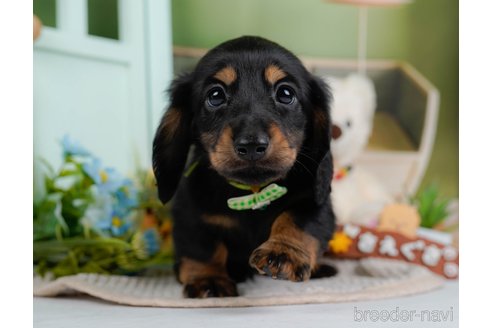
[34,0,173,173]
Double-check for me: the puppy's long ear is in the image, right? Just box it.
[308,75,333,206]
[152,73,194,204]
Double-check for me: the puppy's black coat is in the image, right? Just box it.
[153,36,336,298]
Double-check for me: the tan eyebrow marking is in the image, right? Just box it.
[264,65,287,84]
[213,66,237,85]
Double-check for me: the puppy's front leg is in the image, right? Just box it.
[177,243,238,298]
[249,211,330,282]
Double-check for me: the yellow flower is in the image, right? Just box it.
[100,170,109,184]
[160,220,172,236]
[329,231,352,254]
[112,216,122,228]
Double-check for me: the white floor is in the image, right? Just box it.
[33,281,458,328]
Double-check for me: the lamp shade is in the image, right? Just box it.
[327,0,412,6]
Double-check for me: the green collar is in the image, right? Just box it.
[183,159,288,210]
[227,180,269,192]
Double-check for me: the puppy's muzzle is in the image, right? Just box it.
[233,134,270,161]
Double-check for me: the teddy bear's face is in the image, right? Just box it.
[325,74,377,166]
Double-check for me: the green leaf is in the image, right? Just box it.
[51,193,70,234]
[80,261,110,274]
[36,157,56,178]
[53,175,82,191]
[33,194,69,241]
[34,237,132,253]
[414,185,450,228]
[427,201,448,227]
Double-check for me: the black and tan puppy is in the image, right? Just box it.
[153,36,336,298]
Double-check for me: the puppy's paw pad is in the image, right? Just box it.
[183,277,238,298]
[249,241,312,282]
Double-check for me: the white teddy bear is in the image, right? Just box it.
[324,74,393,226]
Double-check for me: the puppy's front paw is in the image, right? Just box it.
[183,276,238,298]
[249,240,312,282]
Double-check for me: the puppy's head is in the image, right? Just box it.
[153,36,332,204]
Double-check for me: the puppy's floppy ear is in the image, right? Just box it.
[152,73,194,204]
[308,75,333,206]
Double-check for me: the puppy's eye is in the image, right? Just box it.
[207,87,226,107]
[346,120,352,128]
[275,86,296,105]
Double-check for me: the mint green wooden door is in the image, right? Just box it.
[34,0,173,181]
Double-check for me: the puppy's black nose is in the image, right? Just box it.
[234,136,269,161]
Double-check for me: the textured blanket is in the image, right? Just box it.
[33,258,443,308]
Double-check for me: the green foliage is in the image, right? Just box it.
[33,136,174,278]
[34,238,173,278]
[412,185,450,228]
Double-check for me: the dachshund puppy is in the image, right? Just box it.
[153,36,336,298]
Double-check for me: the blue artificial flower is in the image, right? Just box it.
[131,228,161,259]
[95,211,131,237]
[61,135,91,157]
[142,229,161,256]
[81,158,138,237]
[110,182,138,235]
[98,168,128,194]
[82,158,103,184]
[83,159,127,194]
[81,184,133,237]
[110,214,131,236]
[114,179,138,213]
[81,190,114,235]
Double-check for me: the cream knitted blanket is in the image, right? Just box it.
[33,258,443,308]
